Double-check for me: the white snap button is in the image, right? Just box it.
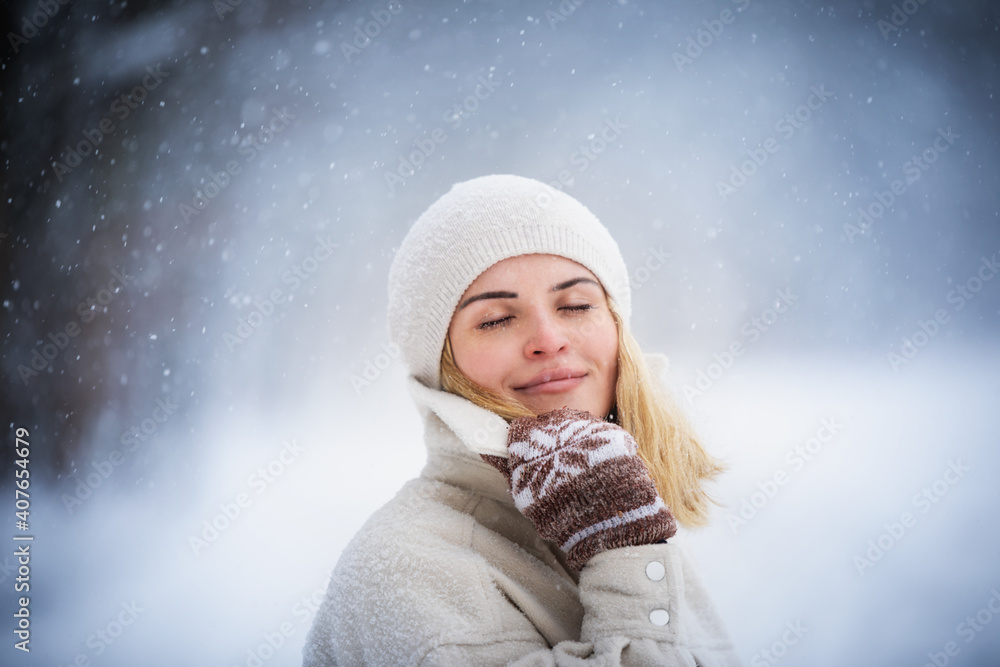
[649,608,670,626]
[645,561,665,581]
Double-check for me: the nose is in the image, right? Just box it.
[524,309,570,357]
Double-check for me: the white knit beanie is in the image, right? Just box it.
[387,174,631,390]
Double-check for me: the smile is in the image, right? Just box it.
[514,369,587,394]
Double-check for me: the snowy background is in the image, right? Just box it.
[2,0,999,665]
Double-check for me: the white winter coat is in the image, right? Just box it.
[304,355,742,666]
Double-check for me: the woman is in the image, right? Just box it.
[304,175,741,666]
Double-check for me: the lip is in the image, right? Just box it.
[514,368,587,394]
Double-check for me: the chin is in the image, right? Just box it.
[526,397,600,418]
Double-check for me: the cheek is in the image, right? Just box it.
[451,337,512,392]
[594,322,620,380]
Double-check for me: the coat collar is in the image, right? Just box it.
[408,376,512,503]
[408,375,510,457]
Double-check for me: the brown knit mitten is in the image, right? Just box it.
[481,408,676,571]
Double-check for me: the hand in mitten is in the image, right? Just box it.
[482,408,676,571]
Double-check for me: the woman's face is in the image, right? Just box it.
[447,254,619,418]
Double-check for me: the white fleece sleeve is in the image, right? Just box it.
[418,544,741,667]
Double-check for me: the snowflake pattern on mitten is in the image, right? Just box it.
[507,417,636,512]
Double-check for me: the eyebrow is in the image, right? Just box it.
[458,277,600,310]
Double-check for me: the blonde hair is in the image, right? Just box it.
[440,298,724,527]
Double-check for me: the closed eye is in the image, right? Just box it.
[477,316,512,330]
[478,305,593,330]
